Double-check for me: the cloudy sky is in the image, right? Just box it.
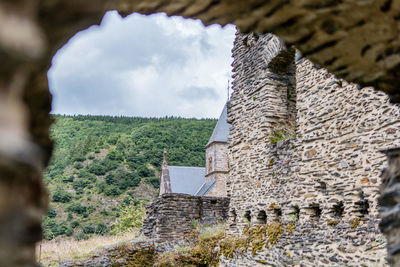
[48,11,236,118]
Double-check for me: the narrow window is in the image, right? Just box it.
[256,210,267,224]
[307,204,321,220]
[288,205,300,221]
[355,199,369,216]
[230,209,237,223]
[332,201,344,218]
[244,210,251,223]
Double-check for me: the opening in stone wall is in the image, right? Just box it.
[355,199,370,216]
[244,210,251,224]
[256,210,267,224]
[306,204,322,221]
[273,207,283,222]
[229,209,237,224]
[268,47,297,142]
[39,10,235,258]
[289,205,300,221]
[332,201,344,218]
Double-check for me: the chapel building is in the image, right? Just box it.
[159,104,230,197]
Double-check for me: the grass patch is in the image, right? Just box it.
[37,232,138,266]
[269,129,295,144]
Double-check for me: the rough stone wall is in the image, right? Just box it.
[205,143,229,197]
[379,148,400,265]
[206,173,228,197]
[224,32,400,266]
[142,194,229,243]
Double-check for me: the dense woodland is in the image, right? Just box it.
[43,115,216,241]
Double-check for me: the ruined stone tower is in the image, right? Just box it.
[221,32,400,266]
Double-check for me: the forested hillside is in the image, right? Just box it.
[43,115,216,241]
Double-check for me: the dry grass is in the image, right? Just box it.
[37,232,138,266]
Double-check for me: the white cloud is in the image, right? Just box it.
[48,11,235,118]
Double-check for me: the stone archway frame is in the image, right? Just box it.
[1,0,400,265]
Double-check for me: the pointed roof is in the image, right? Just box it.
[195,181,216,196]
[168,166,205,195]
[205,104,230,148]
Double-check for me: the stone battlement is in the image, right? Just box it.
[142,193,229,243]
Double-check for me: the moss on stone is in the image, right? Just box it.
[155,223,286,265]
[286,222,296,234]
[350,218,360,229]
[269,158,275,166]
[267,223,284,245]
[108,243,156,267]
[327,220,339,227]
[269,202,279,210]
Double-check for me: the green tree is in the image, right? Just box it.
[112,204,146,234]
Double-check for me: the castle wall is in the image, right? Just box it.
[224,32,400,266]
[142,194,229,243]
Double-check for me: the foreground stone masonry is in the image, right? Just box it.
[379,148,400,265]
[224,32,400,266]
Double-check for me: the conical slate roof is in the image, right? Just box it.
[205,104,230,148]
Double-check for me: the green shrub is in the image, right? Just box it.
[112,204,145,234]
[137,165,155,177]
[87,205,95,214]
[106,150,123,161]
[47,208,57,218]
[62,175,75,182]
[100,209,109,216]
[56,222,68,236]
[122,196,132,207]
[145,176,160,188]
[67,202,87,215]
[83,225,95,234]
[105,173,114,185]
[77,170,89,178]
[108,135,120,145]
[87,161,107,175]
[66,227,74,236]
[70,220,80,228]
[95,223,108,235]
[75,232,89,241]
[43,228,55,241]
[73,156,86,162]
[73,162,83,169]
[104,185,121,196]
[103,158,119,172]
[95,180,106,193]
[52,188,72,203]
[72,179,89,192]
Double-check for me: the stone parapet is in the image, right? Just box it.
[142,193,229,243]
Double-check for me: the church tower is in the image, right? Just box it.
[204,104,230,197]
